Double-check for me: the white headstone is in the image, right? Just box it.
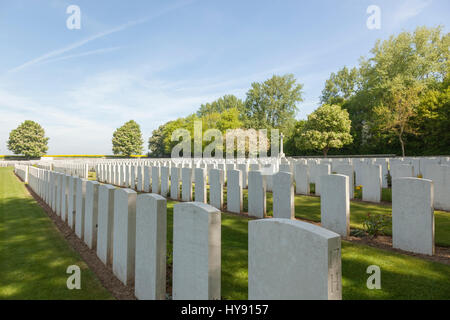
[181,167,193,201]
[75,178,87,240]
[160,166,170,197]
[294,164,310,195]
[390,163,414,180]
[320,174,350,237]
[143,165,151,192]
[209,169,224,210]
[315,164,330,196]
[273,172,294,219]
[152,166,161,194]
[67,176,76,229]
[194,168,207,203]
[97,184,115,266]
[173,202,221,300]
[423,164,450,211]
[392,177,434,255]
[238,163,248,188]
[248,170,266,218]
[60,174,69,222]
[113,188,137,285]
[135,194,167,300]
[334,164,354,199]
[84,180,100,249]
[362,164,382,203]
[170,166,181,200]
[226,169,243,213]
[248,219,341,300]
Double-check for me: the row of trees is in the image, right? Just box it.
[313,25,449,156]
[6,119,146,158]
[148,74,311,157]
[148,26,449,157]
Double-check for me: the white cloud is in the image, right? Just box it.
[392,0,433,24]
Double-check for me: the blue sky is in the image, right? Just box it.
[0,0,448,154]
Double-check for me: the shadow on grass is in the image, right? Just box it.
[0,196,112,300]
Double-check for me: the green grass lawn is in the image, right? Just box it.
[235,187,450,247]
[2,167,450,300]
[0,167,112,300]
[165,199,450,300]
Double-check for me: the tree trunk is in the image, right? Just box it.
[399,133,405,157]
[323,147,329,158]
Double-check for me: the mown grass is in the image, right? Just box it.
[164,199,450,300]
[3,167,450,300]
[235,187,450,247]
[0,167,112,300]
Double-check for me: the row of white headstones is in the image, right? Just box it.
[14,157,447,299]
[93,161,438,255]
[42,155,450,210]
[18,164,340,299]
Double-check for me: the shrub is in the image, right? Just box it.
[363,212,389,238]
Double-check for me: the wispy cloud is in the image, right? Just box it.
[392,0,433,24]
[35,47,123,66]
[7,0,197,73]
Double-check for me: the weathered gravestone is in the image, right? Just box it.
[227,169,243,213]
[135,194,167,300]
[113,188,137,286]
[392,177,434,255]
[294,164,310,195]
[170,166,181,200]
[273,172,294,219]
[248,219,341,300]
[75,178,88,240]
[194,167,207,203]
[209,169,224,210]
[84,180,100,250]
[97,184,116,266]
[320,174,350,237]
[248,170,266,218]
[173,202,221,300]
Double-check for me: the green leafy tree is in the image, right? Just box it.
[284,120,307,156]
[244,74,303,131]
[148,124,168,157]
[320,66,360,105]
[374,79,423,157]
[296,104,353,157]
[320,25,449,155]
[112,120,144,156]
[197,95,245,118]
[412,75,450,154]
[7,120,49,158]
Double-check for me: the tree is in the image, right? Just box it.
[319,25,450,156]
[296,104,353,157]
[320,66,360,105]
[374,79,423,156]
[8,120,49,158]
[112,120,144,156]
[197,95,244,118]
[148,124,168,157]
[244,74,303,131]
[412,75,450,154]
